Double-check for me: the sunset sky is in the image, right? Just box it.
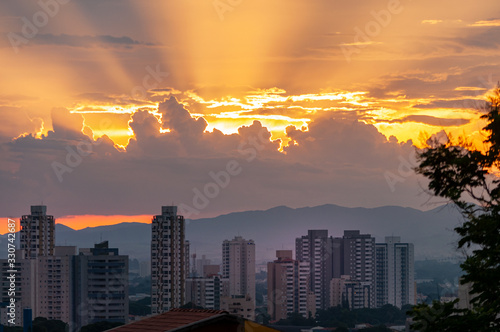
[1,0,500,231]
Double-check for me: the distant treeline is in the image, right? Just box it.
[274,304,412,329]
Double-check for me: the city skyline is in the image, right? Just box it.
[2,203,458,331]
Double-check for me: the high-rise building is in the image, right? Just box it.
[3,206,131,330]
[0,246,75,327]
[375,236,415,308]
[151,206,187,314]
[330,275,372,310]
[457,278,474,310]
[139,261,150,278]
[196,255,212,277]
[185,240,190,280]
[332,230,376,309]
[295,230,333,310]
[330,275,348,308]
[36,246,75,324]
[2,206,75,326]
[185,275,229,310]
[203,265,220,277]
[73,241,129,330]
[267,250,312,321]
[0,251,28,326]
[20,205,55,259]
[222,236,255,302]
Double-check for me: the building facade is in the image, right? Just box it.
[151,206,187,314]
[73,241,129,330]
[330,275,348,308]
[331,230,376,309]
[36,246,75,324]
[330,275,372,310]
[220,295,255,321]
[185,275,229,310]
[0,252,28,326]
[0,246,75,327]
[267,250,312,321]
[20,205,55,259]
[295,230,333,310]
[196,255,212,277]
[222,236,256,302]
[1,206,75,326]
[375,236,415,308]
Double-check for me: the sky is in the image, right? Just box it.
[1,0,500,230]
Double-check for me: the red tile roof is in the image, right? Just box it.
[107,308,229,332]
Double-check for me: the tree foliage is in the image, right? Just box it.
[79,321,124,332]
[129,296,151,316]
[275,304,409,328]
[409,86,500,331]
[32,317,68,332]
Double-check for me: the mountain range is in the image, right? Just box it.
[0,204,465,263]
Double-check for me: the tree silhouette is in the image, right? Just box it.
[409,86,500,331]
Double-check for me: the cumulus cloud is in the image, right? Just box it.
[284,117,414,167]
[0,103,424,219]
[48,108,89,140]
[159,97,207,136]
[0,106,44,141]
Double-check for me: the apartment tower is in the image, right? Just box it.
[222,236,256,301]
[73,241,129,330]
[333,230,375,309]
[295,230,333,310]
[151,206,186,314]
[375,236,415,308]
[20,205,55,259]
[267,250,312,321]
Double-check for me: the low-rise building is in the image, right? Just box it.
[221,295,255,321]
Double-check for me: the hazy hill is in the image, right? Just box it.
[183,204,464,262]
[0,204,465,262]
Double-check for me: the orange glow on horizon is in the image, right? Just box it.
[56,214,152,231]
[1,215,152,238]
